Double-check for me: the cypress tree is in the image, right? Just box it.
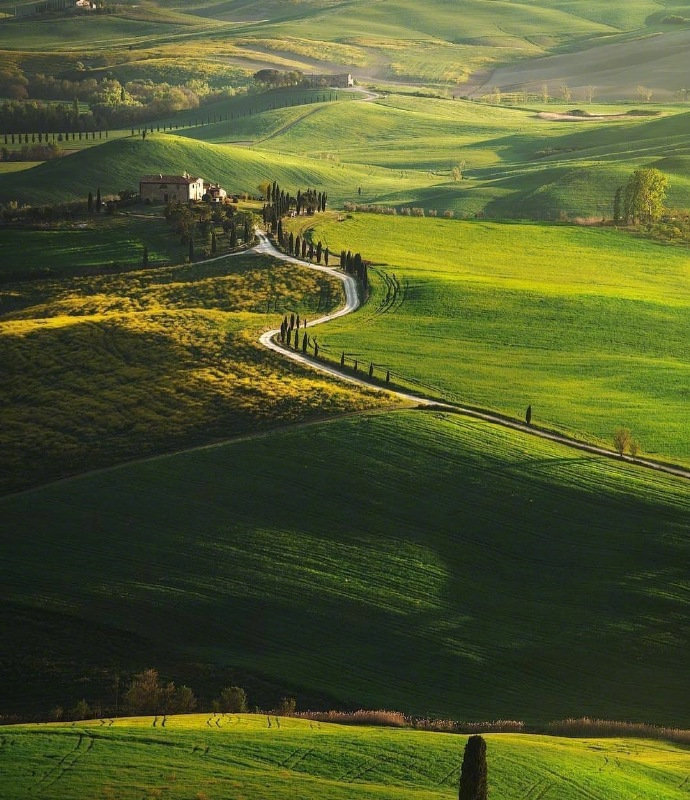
[287,328,292,346]
[386,370,390,383]
[525,405,532,426]
[459,736,487,800]
[314,342,319,358]
[353,359,358,372]
[340,352,345,367]
[87,191,93,213]
[211,230,217,254]
[277,219,284,243]
[302,333,308,353]
[295,235,301,256]
[142,245,148,268]
[289,232,295,254]
[188,238,194,262]
[290,313,295,330]
[324,247,329,266]
[316,241,322,263]
[296,314,300,329]
[368,363,373,378]
[96,187,101,213]
[301,239,307,259]
[244,219,251,243]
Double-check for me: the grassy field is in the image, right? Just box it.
[0,132,437,207]
[3,715,690,800]
[0,214,186,278]
[289,214,690,465]
[1,411,688,723]
[0,250,379,492]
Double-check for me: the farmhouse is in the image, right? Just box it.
[204,182,227,203]
[308,73,354,88]
[139,172,205,203]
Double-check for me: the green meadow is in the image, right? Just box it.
[3,93,690,219]
[3,715,690,800]
[0,132,436,207]
[1,411,688,723]
[292,214,690,465]
[0,214,185,278]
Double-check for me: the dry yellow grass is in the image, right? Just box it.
[1,253,380,492]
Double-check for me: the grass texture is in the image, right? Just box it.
[292,214,690,464]
[1,411,688,724]
[0,251,378,492]
[3,715,690,800]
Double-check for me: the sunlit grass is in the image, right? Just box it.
[289,213,690,464]
[0,252,379,492]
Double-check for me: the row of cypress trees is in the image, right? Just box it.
[339,249,368,288]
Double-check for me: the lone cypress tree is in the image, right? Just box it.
[525,405,532,426]
[459,735,487,800]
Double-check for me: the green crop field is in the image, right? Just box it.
[3,715,690,800]
[1,411,688,723]
[289,214,690,466]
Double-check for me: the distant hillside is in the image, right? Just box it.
[0,133,432,205]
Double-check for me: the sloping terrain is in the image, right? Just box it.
[1,412,688,724]
[2,716,690,800]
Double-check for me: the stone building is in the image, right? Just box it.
[308,73,354,88]
[139,172,205,203]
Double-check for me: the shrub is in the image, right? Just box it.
[295,709,407,727]
[215,686,248,713]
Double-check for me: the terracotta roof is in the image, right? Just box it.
[140,174,202,185]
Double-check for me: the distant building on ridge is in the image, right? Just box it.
[308,73,354,88]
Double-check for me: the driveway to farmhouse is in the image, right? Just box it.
[256,232,690,481]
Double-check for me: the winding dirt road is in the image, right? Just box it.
[257,232,690,481]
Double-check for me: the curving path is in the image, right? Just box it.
[257,232,690,481]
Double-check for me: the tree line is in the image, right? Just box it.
[46,668,300,722]
[165,201,254,259]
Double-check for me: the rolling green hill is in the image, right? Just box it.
[3,715,690,800]
[3,96,689,220]
[293,214,690,465]
[1,411,688,724]
[0,132,437,206]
